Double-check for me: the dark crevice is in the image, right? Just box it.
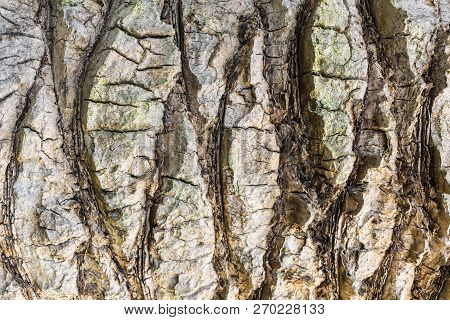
[1,53,46,299]
[174,0,201,114]
[140,80,185,299]
[254,0,318,299]
[409,20,450,299]
[68,0,140,299]
[211,24,256,300]
[0,1,52,298]
[356,0,417,299]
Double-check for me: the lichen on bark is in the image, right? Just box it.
[0,0,448,300]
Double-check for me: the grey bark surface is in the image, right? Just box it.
[0,0,449,299]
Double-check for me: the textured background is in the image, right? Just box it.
[0,0,449,299]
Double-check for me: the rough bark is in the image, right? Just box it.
[0,0,449,299]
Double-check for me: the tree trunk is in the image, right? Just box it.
[0,0,448,300]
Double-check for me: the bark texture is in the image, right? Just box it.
[0,0,449,300]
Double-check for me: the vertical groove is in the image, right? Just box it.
[69,0,138,298]
[255,0,318,299]
[1,55,46,300]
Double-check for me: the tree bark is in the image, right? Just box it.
[0,0,448,299]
